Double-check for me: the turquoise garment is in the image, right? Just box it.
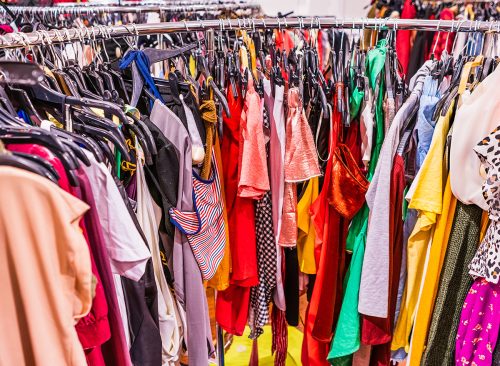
[328,39,387,364]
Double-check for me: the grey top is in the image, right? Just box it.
[358,61,432,317]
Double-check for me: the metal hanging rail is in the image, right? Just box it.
[0,17,499,49]
[4,3,262,15]
[60,0,256,5]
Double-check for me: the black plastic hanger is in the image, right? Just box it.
[195,50,231,118]
[0,152,59,183]
[51,127,104,163]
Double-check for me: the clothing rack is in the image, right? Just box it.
[0,17,499,49]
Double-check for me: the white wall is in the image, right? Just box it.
[258,0,369,18]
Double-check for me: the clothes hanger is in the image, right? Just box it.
[51,126,104,163]
[73,121,131,163]
[0,147,59,183]
[11,150,61,180]
[0,127,80,186]
[194,39,231,117]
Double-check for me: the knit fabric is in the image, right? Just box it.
[422,202,482,366]
[200,98,217,180]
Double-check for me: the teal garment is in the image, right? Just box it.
[350,87,364,120]
[328,40,387,364]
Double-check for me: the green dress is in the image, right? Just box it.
[328,39,387,365]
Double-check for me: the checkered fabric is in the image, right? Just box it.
[249,106,277,339]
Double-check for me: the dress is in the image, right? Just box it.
[456,278,500,365]
[216,86,258,336]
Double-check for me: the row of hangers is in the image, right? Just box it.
[0,15,498,185]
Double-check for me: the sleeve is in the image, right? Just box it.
[58,190,93,321]
[85,162,152,282]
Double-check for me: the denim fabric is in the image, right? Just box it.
[415,75,440,171]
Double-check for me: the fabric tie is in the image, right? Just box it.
[200,98,217,179]
[119,50,165,103]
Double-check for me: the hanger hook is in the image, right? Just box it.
[262,18,266,29]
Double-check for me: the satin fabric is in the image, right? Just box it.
[216,86,258,336]
[278,87,321,247]
[302,90,348,366]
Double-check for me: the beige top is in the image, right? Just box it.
[450,65,500,210]
[0,167,92,366]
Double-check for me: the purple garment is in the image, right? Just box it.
[150,99,213,364]
[456,278,500,365]
[76,168,133,366]
[126,173,138,202]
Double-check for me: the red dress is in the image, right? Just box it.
[302,91,348,365]
[216,86,259,336]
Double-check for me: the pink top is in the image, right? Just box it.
[279,87,321,246]
[238,77,270,199]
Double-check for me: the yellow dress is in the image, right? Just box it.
[296,177,319,274]
[391,100,455,352]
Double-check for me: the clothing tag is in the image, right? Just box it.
[65,104,73,132]
[40,119,55,131]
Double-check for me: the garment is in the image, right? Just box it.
[456,278,500,365]
[285,247,300,326]
[0,167,91,366]
[238,78,269,199]
[359,61,429,318]
[365,155,406,365]
[207,131,232,292]
[263,79,287,311]
[415,75,441,170]
[396,0,417,75]
[249,190,277,338]
[422,202,483,366]
[392,98,455,352]
[297,177,319,274]
[360,87,374,170]
[326,41,387,364]
[279,87,321,246]
[75,167,133,366]
[169,155,226,280]
[82,154,151,282]
[450,64,500,210]
[406,177,457,365]
[6,143,111,364]
[200,97,217,178]
[217,86,258,336]
[469,125,500,283]
[150,99,214,364]
[302,86,347,366]
[249,105,277,339]
[136,146,182,365]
